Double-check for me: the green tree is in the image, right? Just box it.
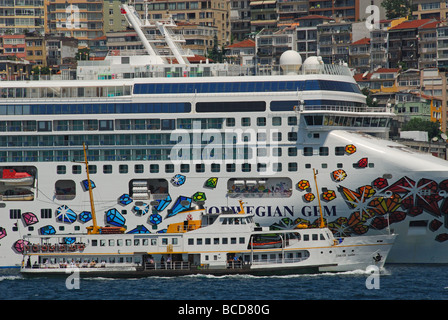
[401,118,440,140]
[381,0,411,19]
[361,87,378,108]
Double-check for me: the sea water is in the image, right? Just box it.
[1,264,448,301]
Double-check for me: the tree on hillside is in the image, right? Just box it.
[381,0,411,19]
[401,118,440,140]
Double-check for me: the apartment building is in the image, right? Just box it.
[46,0,103,48]
[0,0,45,35]
[135,0,230,49]
[296,15,331,59]
[309,0,359,21]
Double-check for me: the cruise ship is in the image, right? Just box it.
[1,4,448,267]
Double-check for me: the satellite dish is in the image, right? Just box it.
[441,133,447,141]
[432,137,439,142]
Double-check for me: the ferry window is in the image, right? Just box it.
[322,163,328,168]
[319,147,329,156]
[205,238,211,245]
[312,234,318,241]
[222,238,228,244]
[109,239,115,246]
[242,117,251,126]
[257,117,266,126]
[188,239,194,245]
[165,164,174,173]
[92,240,98,246]
[117,239,123,246]
[304,234,309,241]
[320,234,326,240]
[196,238,203,245]
[151,239,157,246]
[226,118,235,127]
[231,237,237,244]
[288,132,297,141]
[196,164,205,173]
[272,117,281,126]
[142,239,148,246]
[55,180,76,200]
[172,238,178,245]
[288,163,298,172]
[135,164,144,173]
[304,147,313,156]
[124,239,130,246]
[88,165,97,174]
[57,165,66,174]
[181,164,190,173]
[40,209,52,219]
[288,117,297,125]
[242,163,251,172]
[257,132,266,141]
[211,163,220,172]
[214,238,219,245]
[103,165,113,174]
[100,240,106,246]
[134,239,140,246]
[150,164,159,173]
[305,164,311,169]
[119,165,128,174]
[239,237,245,244]
[226,164,236,172]
[257,163,267,172]
[288,147,297,156]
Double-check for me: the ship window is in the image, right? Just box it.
[312,234,318,241]
[55,180,76,200]
[103,165,113,174]
[181,164,190,173]
[119,165,128,174]
[288,117,297,125]
[214,238,219,245]
[304,147,313,156]
[226,118,235,127]
[273,163,282,172]
[288,163,298,172]
[288,132,297,141]
[335,147,345,156]
[9,209,21,219]
[242,117,251,126]
[196,164,205,173]
[226,164,236,172]
[304,234,309,241]
[231,237,237,244]
[150,164,159,173]
[205,238,211,245]
[135,164,144,173]
[239,237,245,244]
[196,238,202,245]
[319,147,329,156]
[57,165,66,174]
[272,132,282,141]
[257,117,266,126]
[165,164,174,173]
[40,208,52,219]
[242,163,251,172]
[211,163,220,172]
[272,117,281,126]
[288,147,297,156]
[222,238,228,244]
[227,178,292,198]
[188,238,194,245]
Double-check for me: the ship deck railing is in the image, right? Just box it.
[251,257,307,265]
[144,261,190,271]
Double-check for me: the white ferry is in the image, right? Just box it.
[20,155,396,277]
[0,3,447,267]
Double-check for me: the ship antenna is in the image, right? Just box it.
[313,168,325,228]
[83,143,99,234]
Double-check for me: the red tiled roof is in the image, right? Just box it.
[388,19,434,31]
[351,37,370,45]
[354,73,372,81]
[420,20,439,29]
[374,68,400,73]
[226,39,255,49]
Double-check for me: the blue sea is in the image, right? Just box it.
[1,264,447,303]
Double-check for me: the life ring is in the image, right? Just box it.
[59,244,66,252]
[41,245,48,252]
[78,244,85,251]
[32,244,39,252]
[68,245,76,252]
[24,245,31,252]
[49,245,55,252]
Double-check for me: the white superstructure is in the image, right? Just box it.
[0,4,447,267]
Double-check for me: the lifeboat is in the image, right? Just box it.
[0,169,34,185]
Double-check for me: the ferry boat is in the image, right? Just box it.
[0,3,447,267]
[20,152,396,277]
